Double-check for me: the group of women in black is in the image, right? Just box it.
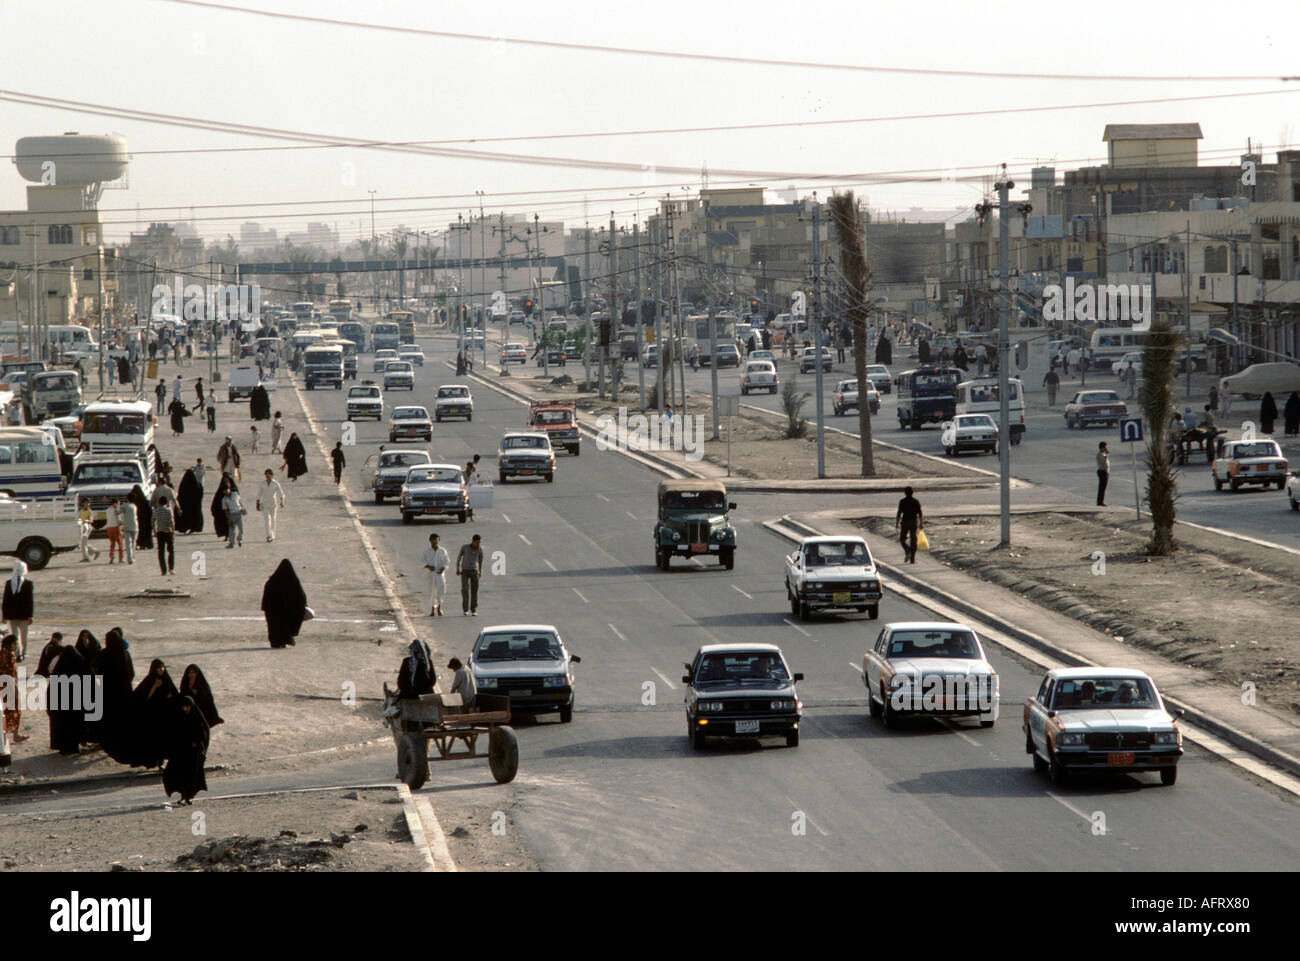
[30,629,222,804]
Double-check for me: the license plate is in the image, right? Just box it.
[520,469,533,475]
[510,690,532,697]
[735,720,760,734]
[1107,752,1135,766]
[690,542,706,552]
[833,591,851,603]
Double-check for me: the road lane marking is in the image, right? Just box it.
[608,623,627,641]
[597,493,610,502]
[731,584,753,599]
[1046,792,1095,825]
[501,512,511,524]
[652,667,677,690]
[543,559,557,571]
[938,719,980,746]
[785,796,829,836]
[849,662,863,674]
[782,618,813,638]
[573,587,589,603]
[518,533,532,545]
[625,511,637,520]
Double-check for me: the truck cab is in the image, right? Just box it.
[303,345,344,390]
[653,479,737,570]
[24,369,82,421]
[527,402,580,456]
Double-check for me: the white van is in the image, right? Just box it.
[0,427,65,500]
[79,400,155,455]
[46,325,98,361]
[955,377,1025,444]
[1089,328,1148,370]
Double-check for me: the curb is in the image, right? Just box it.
[771,513,1300,783]
[396,783,437,872]
[0,764,229,798]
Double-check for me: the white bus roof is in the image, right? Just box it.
[84,399,154,414]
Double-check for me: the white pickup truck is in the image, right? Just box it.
[346,383,384,421]
[784,535,884,620]
[0,495,80,569]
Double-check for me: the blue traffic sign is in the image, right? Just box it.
[1119,418,1143,443]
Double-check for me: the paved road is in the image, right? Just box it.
[273,334,1300,871]
[663,352,1300,550]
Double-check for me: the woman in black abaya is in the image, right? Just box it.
[131,658,178,769]
[176,468,204,534]
[282,433,308,481]
[129,485,153,550]
[96,628,139,765]
[179,664,223,728]
[167,397,191,436]
[74,630,104,744]
[249,384,270,421]
[261,559,308,649]
[47,642,89,755]
[1261,391,1278,435]
[211,476,237,540]
[1284,392,1300,437]
[163,695,210,805]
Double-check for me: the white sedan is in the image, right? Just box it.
[863,621,999,728]
[740,360,778,395]
[940,413,999,456]
[1111,351,1143,377]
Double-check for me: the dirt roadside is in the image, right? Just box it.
[858,511,1300,716]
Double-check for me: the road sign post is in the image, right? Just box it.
[719,394,738,476]
[1119,417,1143,520]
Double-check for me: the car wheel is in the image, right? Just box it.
[401,512,412,524]
[789,592,799,616]
[867,603,879,619]
[389,434,396,443]
[1291,495,1299,511]
[467,414,472,422]
[1160,766,1178,786]
[559,700,573,724]
[721,548,734,571]
[374,492,383,504]
[868,689,883,718]
[979,715,995,729]
[786,728,799,748]
[881,688,899,728]
[435,415,442,422]
[346,414,353,421]
[1049,749,1069,786]
[1231,478,1241,491]
[545,473,554,483]
[798,599,811,621]
[458,511,467,523]
[498,472,506,484]
[658,549,670,571]
[17,538,51,570]
[1277,478,1286,490]
[691,724,707,750]
[1214,475,1224,491]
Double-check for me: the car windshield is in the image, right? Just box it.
[37,374,78,390]
[393,408,427,420]
[349,388,379,397]
[502,436,547,450]
[438,387,469,398]
[475,632,563,660]
[376,351,397,359]
[407,468,462,484]
[535,410,572,424]
[1230,443,1280,458]
[82,412,147,435]
[72,463,142,484]
[663,490,725,511]
[868,366,888,374]
[386,363,412,372]
[886,630,980,659]
[746,363,774,373]
[804,541,870,566]
[381,452,429,468]
[957,415,997,429]
[1052,676,1157,710]
[1082,392,1120,404]
[911,372,960,394]
[695,652,790,684]
[837,380,857,392]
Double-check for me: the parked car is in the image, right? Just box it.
[1211,439,1288,491]
[740,360,778,395]
[784,536,883,620]
[683,643,803,749]
[863,621,999,728]
[1064,390,1127,429]
[471,624,580,723]
[399,463,468,524]
[1111,351,1144,377]
[799,347,833,374]
[389,406,433,443]
[940,413,999,456]
[1023,667,1182,786]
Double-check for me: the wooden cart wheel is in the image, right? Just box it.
[398,732,429,790]
[488,725,519,784]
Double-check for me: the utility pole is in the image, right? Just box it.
[995,171,1012,547]
[634,221,644,412]
[1184,221,1192,400]
[602,213,615,399]
[811,199,826,478]
[653,216,664,411]
[478,193,487,352]
[583,223,592,386]
[96,244,104,396]
[663,200,675,407]
[498,212,508,338]
[1231,238,1239,371]
[705,200,719,440]
[368,190,377,312]
[534,213,546,376]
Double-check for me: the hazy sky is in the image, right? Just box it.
[3,0,1297,244]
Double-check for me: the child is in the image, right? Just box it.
[249,425,260,455]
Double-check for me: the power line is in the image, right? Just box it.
[151,0,1296,83]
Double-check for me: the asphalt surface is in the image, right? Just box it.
[10,333,1297,871]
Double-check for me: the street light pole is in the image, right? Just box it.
[368,190,377,312]
[995,172,1012,547]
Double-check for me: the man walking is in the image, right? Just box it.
[77,498,101,562]
[895,485,923,564]
[456,534,484,616]
[223,484,245,548]
[270,411,284,453]
[119,491,137,564]
[257,468,285,542]
[331,441,346,483]
[193,376,205,412]
[172,373,183,407]
[218,435,241,485]
[154,494,176,576]
[205,389,217,433]
[1043,367,1060,406]
[105,498,126,564]
[1123,360,1136,399]
[154,378,167,414]
[422,532,449,616]
[1096,441,1110,507]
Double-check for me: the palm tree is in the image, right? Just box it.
[829,192,875,476]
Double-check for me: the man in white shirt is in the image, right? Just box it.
[257,468,286,542]
[421,532,450,617]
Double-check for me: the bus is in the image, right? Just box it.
[328,299,352,323]
[0,427,65,500]
[291,302,315,324]
[371,320,401,352]
[896,366,963,430]
[386,310,416,345]
[338,321,367,351]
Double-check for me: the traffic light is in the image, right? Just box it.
[750,299,759,313]
[524,299,534,317]
[599,316,611,347]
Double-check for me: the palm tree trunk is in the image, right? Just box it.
[829,193,875,476]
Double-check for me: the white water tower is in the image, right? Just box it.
[14,133,130,207]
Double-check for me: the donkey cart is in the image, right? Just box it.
[382,687,519,788]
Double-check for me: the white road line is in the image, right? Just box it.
[849,662,863,674]
[625,511,637,520]
[782,618,812,638]
[609,623,627,641]
[731,584,753,599]
[597,493,610,502]
[939,720,980,746]
[691,557,705,567]
[518,533,532,545]
[543,559,557,571]
[501,512,511,524]
[652,667,677,690]
[573,587,589,603]
[1046,792,1095,825]
[785,796,829,837]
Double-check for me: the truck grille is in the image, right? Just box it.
[1084,732,1153,749]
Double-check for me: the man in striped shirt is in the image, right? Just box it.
[154,495,176,576]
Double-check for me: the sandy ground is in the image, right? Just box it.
[859,511,1300,715]
[516,373,983,481]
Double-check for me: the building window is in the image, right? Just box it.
[47,225,73,244]
[1204,245,1228,273]
[0,227,20,245]
[83,268,95,281]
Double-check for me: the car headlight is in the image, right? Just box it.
[476,675,496,688]
[671,531,681,542]
[698,701,724,712]
[1154,731,1178,745]
[865,580,879,590]
[1058,732,1086,747]
[714,530,725,541]
[812,582,823,590]
[770,699,795,710]
[542,675,568,688]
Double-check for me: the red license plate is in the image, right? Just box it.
[1107,752,1135,766]
[690,542,706,552]
[520,469,533,475]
